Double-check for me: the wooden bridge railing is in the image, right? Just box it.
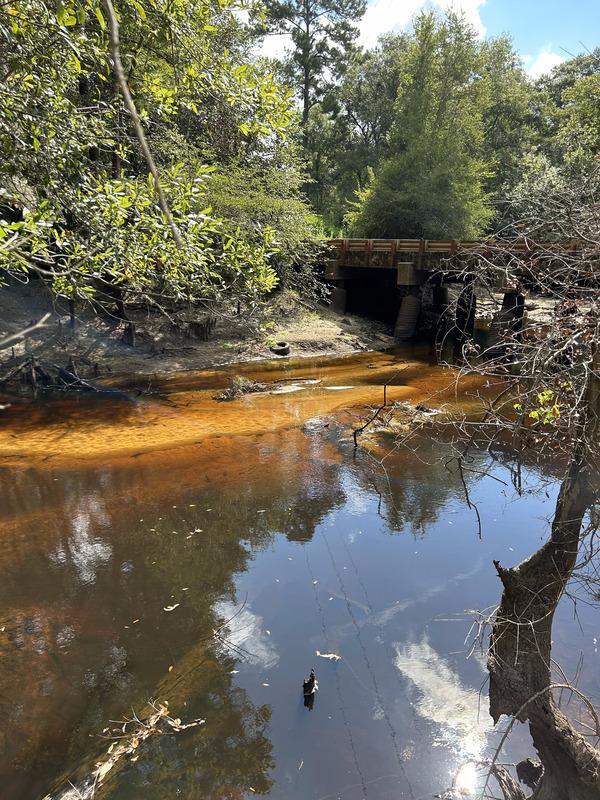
[326,238,569,272]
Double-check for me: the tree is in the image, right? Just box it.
[257,0,366,147]
[477,36,534,200]
[303,32,409,226]
[345,11,494,239]
[439,167,600,799]
[0,0,310,322]
[529,48,600,171]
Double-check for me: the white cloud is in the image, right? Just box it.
[525,44,567,80]
[259,31,293,60]
[357,0,421,50]
[256,0,487,59]
[393,637,492,758]
[358,0,487,51]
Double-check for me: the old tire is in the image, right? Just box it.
[270,341,290,356]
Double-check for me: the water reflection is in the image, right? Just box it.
[215,601,280,669]
[393,637,491,758]
[0,350,594,799]
[49,495,112,585]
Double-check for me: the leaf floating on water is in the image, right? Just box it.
[266,630,271,635]
[163,604,180,612]
[169,665,174,672]
[316,650,341,661]
[313,580,317,584]
[257,510,265,513]
[96,760,114,781]
[262,682,269,686]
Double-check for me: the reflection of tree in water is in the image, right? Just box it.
[0,437,353,798]
[353,438,480,538]
[0,467,284,798]
[224,459,347,544]
[275,467,346,543]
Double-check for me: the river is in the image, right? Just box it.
[0,345,598,799]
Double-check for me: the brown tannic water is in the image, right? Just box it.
[0,346,598,799]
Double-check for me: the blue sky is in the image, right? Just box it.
[357,0,598,78]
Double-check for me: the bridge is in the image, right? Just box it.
[324,238,556,342]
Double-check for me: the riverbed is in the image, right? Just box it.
[0,345,598,799]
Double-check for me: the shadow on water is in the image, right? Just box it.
[0,347,597,799]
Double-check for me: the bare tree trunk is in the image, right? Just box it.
[489,452,594,723]
[488,348,600,799]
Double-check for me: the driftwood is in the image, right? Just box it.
[0,354,98,392]
[213,376,267,401]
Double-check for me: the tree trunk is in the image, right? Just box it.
[488,453,594,724]
[488,349,600,799]
[302,60,310,151]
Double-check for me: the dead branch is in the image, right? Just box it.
[0,313,51,350]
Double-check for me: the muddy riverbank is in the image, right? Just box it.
[0,281,398,384]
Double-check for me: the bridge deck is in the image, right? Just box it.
[327,238,555,272]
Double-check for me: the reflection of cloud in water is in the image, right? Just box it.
[325,561,484,642]
[373,561,484,627]
[340,474,372,517]
[215,601,279,669]
[393,638,492,758]
[50,496,112,585]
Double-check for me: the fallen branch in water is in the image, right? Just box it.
[43,700,204,800]
[353,367,409,446]
[214,375,267,400]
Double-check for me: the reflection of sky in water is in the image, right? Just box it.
[2,352,595,800]
[215,600,279,669]
[394,637,492,760]
[49,495,112,585]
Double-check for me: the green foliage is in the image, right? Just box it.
[529,48,600,171]
[302,33,410,225]
[199,145,326,296]
[0,0,306,313]
[477,36,535,198]
[496,150,565,227]
[515,385,571,426]
[256,0,367,134]
[345,11,494,239]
